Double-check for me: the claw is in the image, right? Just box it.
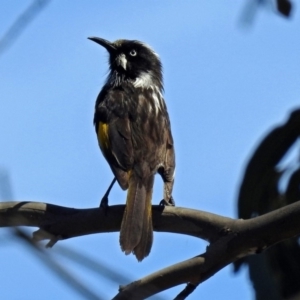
[99,195,109,215]
[159,196,175,206]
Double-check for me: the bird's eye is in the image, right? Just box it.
[129,49,137,56]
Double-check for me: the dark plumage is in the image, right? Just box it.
[89,37,175,261]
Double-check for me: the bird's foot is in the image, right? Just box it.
[99,195,109,215]
[159,196,175,206]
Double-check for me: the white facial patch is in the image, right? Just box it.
[116,54,127,70]
[133,72,154,89]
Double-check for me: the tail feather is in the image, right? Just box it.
[120,172,154,261]
[133,176,154,261]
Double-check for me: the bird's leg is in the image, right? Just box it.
[159,180,175,206]
[100,177,117,211]
[157,169,175,206]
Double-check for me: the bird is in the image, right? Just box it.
[88,37,175,261]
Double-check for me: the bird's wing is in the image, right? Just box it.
[94,87,134,189]
[108,116,134,171]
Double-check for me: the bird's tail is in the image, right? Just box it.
[119,172,154,261]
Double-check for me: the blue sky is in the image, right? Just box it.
[0,1,299,299]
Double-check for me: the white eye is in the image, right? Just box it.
[129,49,137,56]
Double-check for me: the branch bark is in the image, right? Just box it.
[1,200,300,299]
[0,201,233,243]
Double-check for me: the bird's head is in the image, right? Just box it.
[88,37,163,90]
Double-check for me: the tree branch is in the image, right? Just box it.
[0,201,233,243]
[1,200,300,299]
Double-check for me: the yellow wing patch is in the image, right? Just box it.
[98,122,110,155]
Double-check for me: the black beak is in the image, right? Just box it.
[88,37,116,54]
